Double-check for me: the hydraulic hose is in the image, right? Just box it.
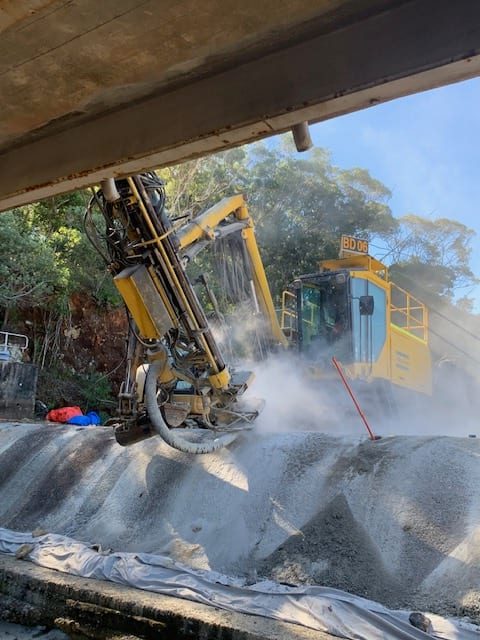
[144,359,239,454]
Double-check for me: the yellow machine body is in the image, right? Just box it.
[282,254,432,395]
[346,260,431,395]
[177,195,288,348]
[114,264,174,340]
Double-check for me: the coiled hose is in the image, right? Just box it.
[144,359,239,454]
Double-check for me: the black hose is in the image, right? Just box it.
[144,358,238,454]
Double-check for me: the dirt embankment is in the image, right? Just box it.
[6,294,128,410]
[62,293,127,381]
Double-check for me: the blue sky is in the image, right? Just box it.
[308,77,480,310]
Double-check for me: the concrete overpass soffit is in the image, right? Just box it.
[0,0,479,209]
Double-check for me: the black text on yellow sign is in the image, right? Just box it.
[340,235,369,255]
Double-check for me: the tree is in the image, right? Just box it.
[26,191,121,305]
[382,215,478,300]
[159,139,398,301]
[159,148,249,218]
[245,142,397,298]
[0,211,67,327]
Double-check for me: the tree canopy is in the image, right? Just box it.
[0,191,120,329]
[241,144,397,297]
[159,139,477,305]
[383,214,477,301]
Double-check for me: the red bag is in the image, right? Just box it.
[46,406,83,423]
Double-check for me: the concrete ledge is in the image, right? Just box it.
[0,555,328,639]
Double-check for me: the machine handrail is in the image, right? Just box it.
[389,282,428,342]
[281,290,297,331]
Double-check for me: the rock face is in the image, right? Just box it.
[0,423,479,619]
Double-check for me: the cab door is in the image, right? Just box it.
[350,276,387,368]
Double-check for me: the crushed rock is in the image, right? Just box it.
[1,424,480,622]
[257,493,405,605]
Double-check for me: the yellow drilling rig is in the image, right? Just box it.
[87,174,432,452]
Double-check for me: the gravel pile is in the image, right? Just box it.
[0,423,479,621]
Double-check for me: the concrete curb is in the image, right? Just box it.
[0,555,330,639]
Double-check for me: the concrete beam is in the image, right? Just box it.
[0,0,479,210]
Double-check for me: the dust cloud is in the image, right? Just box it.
[244,353,362,436]
[241,347,480,439]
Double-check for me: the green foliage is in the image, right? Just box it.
[37,364,115,416]
[34,192,122,305]
[246,143,397,298]
[159,148,248,217]
[0,211,68,315]
[0,191,120,324]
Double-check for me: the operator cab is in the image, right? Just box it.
[281,255,385,374]
[287,269,376,368]
[294,271,353,365]
[281,246,431,396]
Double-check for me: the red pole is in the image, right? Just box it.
[331,356,380,441]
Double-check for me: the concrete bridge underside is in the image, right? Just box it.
[1,0,480,210]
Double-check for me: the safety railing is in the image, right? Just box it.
[0,331,29,362]
[390,283,428,341]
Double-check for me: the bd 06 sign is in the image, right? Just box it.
[340,235,369,256]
